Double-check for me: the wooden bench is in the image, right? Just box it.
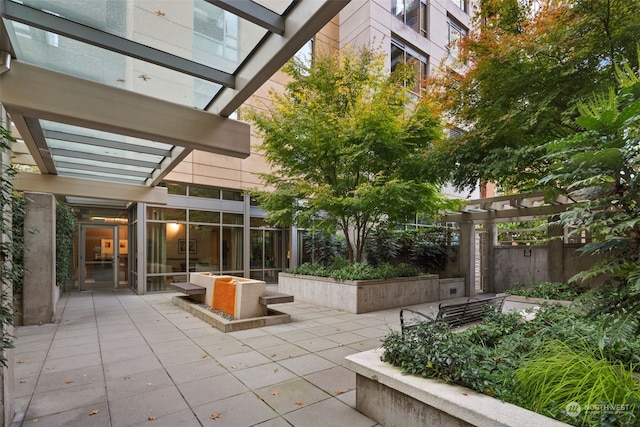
[170,282,206,296]
[400,295,506,336]
[170,283,294,306]
[259,291,294,305]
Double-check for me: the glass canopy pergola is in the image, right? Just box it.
[0,0,348,204]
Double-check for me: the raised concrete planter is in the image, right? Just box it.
[278,273,440,313]
[345,349,569,427]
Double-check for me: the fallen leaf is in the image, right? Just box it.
[273,368,278,373]
[358,342,364,346]
[462,393,468,396]
[32,418,38,422]
[338,344,344,347]
[271,391,280,396]
[335,390,344,395]
[270,354,277,357]
[123,376,130,381]
[65,379,73,384]
[148,416,156,420]
[147,383,153,386]
[210,412,222,420]
[89,409,100,416]
[295,401,304,406]
[201,354,208,358]
[17,359,27,364]
[230,365,237,369]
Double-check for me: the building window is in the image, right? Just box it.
[456,0,469,13]
[391,39,428,95]
[447,19,467,59]
[294,39,314,70]
[391,0,428,37]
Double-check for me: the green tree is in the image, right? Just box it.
[246,47,457,263]
[429,0,640,191]
[542,59,640,313]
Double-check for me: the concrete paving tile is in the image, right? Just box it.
[325,331,369,345]
[149,338,200,355]
[142,330,187,345]
[181,325,222,338]
[13,339,52,353]
[304,366,356,396]
[101,343,155,364]
[349,326,387,339]
[352,317,390,327]
[315,343,361,366]
[228,327,271,339]
[98,328,143,341]
[25,381,107,420]
[284,397,377,427]
[22,402,110,427]
[100,335,148,352]
[125,408,200,427]
[106,368,174,400]
[347,338,383,352]
[255,378,331,414]
[14,355,46,379]
[190,331,237,347]
[242,334,288,350]
[15,324,57,338]
[155,346,213,368]
[14,375,37,398]
[42,352,102,374]
[305,324,352,336]
[271,329,315,343]
[231,362,297,390]
[47,341,100,359]
[252,416,294,427]
[276,353,336,376]
[177,372,249,407]
[293,336,340,352]
[336,389,356,407]
[192,391,278,427]
[34,364,104,394]
[165,357,227,384]
[258,342,309,361]
[108,384,189,426]
[216,349,273,370]
[103,354,164,379]
[260,324,299,334]
[201,339,252,358]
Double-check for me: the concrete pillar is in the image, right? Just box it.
[486,223,497,293]
[23,192,56,325]
[547,218,564,283]
[459,221,476,297]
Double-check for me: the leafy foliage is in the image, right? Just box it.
[541,56,640,314]
[428,0,640,192]
[381,304,640,426]
[0,125,16,366]
[286,262,420,281]
[246,46,460,263]
[56,200,76,289]
[506,281,584,301]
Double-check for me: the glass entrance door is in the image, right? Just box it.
[79,224,119,290]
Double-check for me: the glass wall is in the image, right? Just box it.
[144,198,248,292]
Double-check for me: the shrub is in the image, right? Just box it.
[506,281,583,300]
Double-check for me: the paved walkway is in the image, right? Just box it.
[11,289,441,426]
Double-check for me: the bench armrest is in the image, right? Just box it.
[400,308,435,335]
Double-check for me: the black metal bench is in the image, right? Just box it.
[400,295,506,336]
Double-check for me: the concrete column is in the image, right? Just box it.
[459,221,476,297]
[23,192,56,325]
[486,223,497,293]
[547,217,564,283]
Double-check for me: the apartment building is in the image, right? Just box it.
[1,0,476,297]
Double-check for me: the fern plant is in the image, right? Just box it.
[541,54,640,314]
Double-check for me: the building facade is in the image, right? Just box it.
[4,0,477,296]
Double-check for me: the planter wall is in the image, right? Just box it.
[345,349,569,427]
[279,273,443,314]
